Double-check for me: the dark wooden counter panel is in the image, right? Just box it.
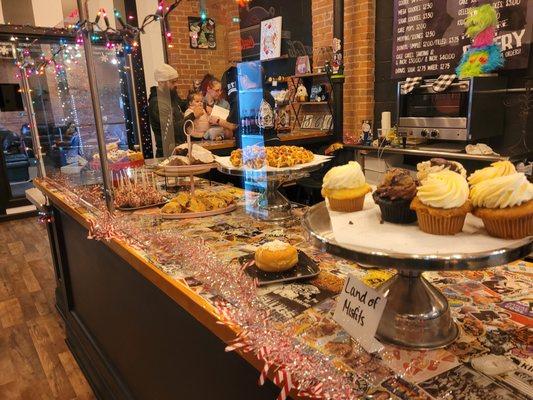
[39,182,282,400]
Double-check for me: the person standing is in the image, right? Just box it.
[203,76,230,110]
[201,75,237,138]
[148,64,204,157]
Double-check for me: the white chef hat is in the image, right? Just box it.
[154,64,179,83]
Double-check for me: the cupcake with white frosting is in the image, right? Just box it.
[321,161,371,212]
[410,170,472,235]
[470,172,533,239]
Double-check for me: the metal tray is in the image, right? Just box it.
[302,202,532,271]
[156,163,217,177]
[117,200,169,212]
[239,250,320,286]
[160,203,237,219]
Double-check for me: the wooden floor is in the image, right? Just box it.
[0,218,95,400]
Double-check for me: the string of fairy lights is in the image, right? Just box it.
[11,0,252,157]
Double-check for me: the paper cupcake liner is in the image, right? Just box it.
[373,195,417,224]
[481,214,533,239]
[416,212,466,235]
[328,195,365,212]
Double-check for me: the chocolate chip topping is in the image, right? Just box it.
[430,158,461,173]
[375,168,417,200]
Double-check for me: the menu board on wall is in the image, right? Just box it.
[392,0,532,78]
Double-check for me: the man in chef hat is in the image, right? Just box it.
[148,64,204,157]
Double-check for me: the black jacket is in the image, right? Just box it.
[148,87,192,157]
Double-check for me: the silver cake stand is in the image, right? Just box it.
[302,202,532,349]
[217,162,325,221]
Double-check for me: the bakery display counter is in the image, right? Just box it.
[36,176,533,400]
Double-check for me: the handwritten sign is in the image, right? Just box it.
[333,274,387,353]
[392,0,532,78]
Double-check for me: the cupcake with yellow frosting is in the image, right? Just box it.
[321,161,371,212]
[410,170,472,235]
[470,172,533,239]
[468,161,516,186]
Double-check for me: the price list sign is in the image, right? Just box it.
[392,0,532,78]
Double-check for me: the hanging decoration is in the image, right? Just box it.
[11,0,183,77]
[456,4,504,78]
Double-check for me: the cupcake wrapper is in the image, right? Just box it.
[328,196,365,212]
[416,212,466,235]
[373,196,417,224]
[481,215,533,239]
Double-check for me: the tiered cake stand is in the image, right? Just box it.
[303,202,532,349]
[217,162,325,221]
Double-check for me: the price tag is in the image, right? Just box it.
[333,274,387,353]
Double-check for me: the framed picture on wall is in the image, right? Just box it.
[260,16,282,60]
[188,17,216,49]
[0,43,15,59]
[295,56,311,75]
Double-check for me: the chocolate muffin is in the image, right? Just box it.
[373,168,418,224]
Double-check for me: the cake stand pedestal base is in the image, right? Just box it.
[249,179,292,221]
[376,270,458,349]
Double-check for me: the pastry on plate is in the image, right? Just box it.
[254,240,299,273]
[410,170,472,235]
[468,160,516,186]
[417,158,466,183]
[470,172,533,239]
[173,143,215,164]
[372,168,417,224]
[321,161,371,212]
[160,188,236,216]
[229,145,314,169]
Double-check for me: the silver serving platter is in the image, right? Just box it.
[302,201,532,349]
[302,202,532,271]
[216,161,325,181]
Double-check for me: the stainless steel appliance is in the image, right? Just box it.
[397,76,507,141]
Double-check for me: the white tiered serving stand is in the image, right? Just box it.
[302,202,532,349]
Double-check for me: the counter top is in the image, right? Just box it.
[35,177,533,400]
[346,144,508,162]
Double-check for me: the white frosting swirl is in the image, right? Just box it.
[417,170,469,209]
[468,161,516,186]
[322,161,366,190]
[470,173,533,209]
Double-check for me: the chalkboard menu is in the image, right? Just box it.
[392,0,532,78]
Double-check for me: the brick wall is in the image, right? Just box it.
[166,0,240,97]
[344,0,375,143]
[312,0,375,142]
